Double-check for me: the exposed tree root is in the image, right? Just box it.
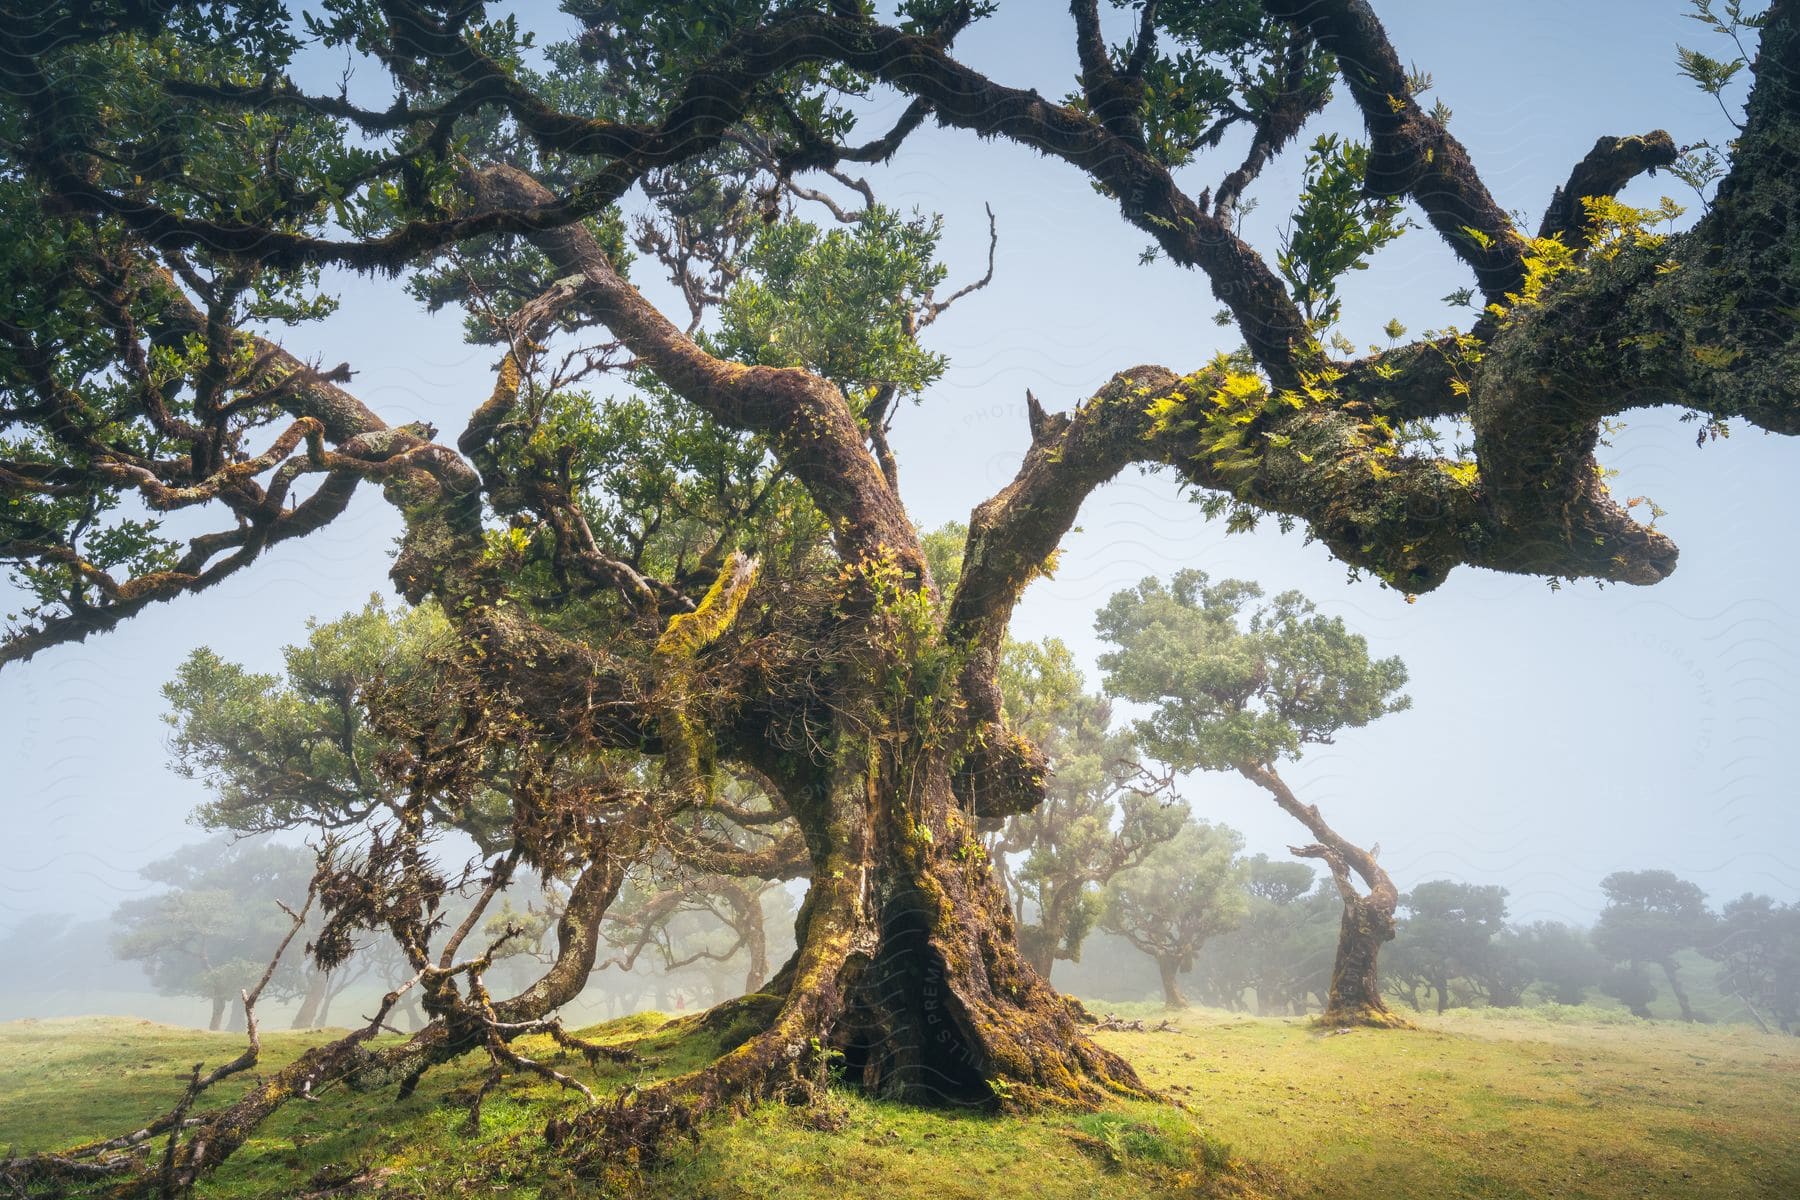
[1313,1006,1416,1031]
[546,830,1154,1170]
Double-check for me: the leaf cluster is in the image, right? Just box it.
[710,208,950,404]
[1094,569,1410,772]
[1276,134,1410,327]
[1096,0,1334,171]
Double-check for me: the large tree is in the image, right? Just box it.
[1,0,1796,1187]
[1095,571,1411,1025]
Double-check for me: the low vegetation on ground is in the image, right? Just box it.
[4,1006,1794,1200]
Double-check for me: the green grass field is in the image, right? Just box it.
[2,1005,1795,1199]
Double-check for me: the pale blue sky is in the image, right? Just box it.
[2,2,1794,936]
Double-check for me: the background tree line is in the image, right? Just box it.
[29,563,1787,1037]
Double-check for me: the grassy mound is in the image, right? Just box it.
[2,1005,1795,1198]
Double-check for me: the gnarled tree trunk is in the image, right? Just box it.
[1156,957,1189,1010]
[632,739,1142,1117]
[1240,764,1408,1028]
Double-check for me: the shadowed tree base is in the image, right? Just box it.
[550,774,1154,1167]
[1315,1004,1416,1030]
[7,936,1143,1194]
[1310,886,1412,1031]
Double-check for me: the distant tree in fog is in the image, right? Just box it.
[112,838,319,1030]
[990,637,1184,979]
[1194,856,1339,1015]
[1388,881,1510,1014]
[1593,870,1715,1021]
[1601,963,1660,1020]
[1100,819,1248,1009]
[1097,572,1410,1026]
[1506,921,1607,1007]
[1475,927,1536,1008]
[1705,894,1800,1034]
